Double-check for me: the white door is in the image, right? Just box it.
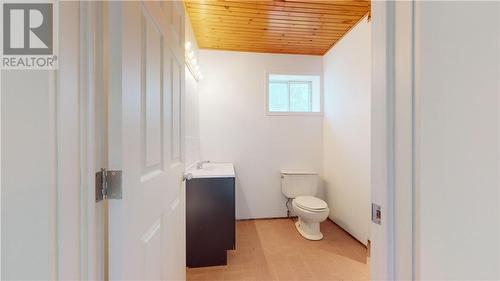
[106,1,186,280]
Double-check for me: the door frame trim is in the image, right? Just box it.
[371,1,416,280]
[74,1,419,280]
[79,1,107,280]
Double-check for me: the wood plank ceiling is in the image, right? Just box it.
[184,0,371,56]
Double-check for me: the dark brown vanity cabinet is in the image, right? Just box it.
[186,177,235,267]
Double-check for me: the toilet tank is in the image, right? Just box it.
[281,170,319,198]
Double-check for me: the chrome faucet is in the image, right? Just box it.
[196,160,210,169]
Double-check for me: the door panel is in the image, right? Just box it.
[172,60,182,162]
[107,2,185,280]
[143,15,163,173]
[141,218,162,280]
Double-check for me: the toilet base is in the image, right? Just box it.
[295,220,323,241]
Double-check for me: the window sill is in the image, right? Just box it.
[266,112,323,117]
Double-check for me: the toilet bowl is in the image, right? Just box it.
[292,196,329,240]
[280,170,329,240]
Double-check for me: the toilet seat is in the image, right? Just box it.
[293,196,328,212]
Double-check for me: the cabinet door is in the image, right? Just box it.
[186,178,235,266]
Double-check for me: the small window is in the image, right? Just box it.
[267,74,321,114]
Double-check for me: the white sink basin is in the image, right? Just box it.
[187,162,235,179]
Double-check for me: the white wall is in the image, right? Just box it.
[184,16,200,168]
[2,71,56,280]
[322,17,371,245]
[1,3,83,279]
[416,2,499,279]
[198,50,323,219]
[185,68,200,168]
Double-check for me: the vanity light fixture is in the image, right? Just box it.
[185,41,203,81]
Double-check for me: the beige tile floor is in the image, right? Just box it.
[186,218,370,281]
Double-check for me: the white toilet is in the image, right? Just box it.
[281,170,329,240]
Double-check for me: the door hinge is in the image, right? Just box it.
[95,168,122,202]
[372,203,382,225]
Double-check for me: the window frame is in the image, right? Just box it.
[266,72,323,116]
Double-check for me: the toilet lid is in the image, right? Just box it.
[294,196,328,211]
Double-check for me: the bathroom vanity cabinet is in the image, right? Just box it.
[186,175,235,267]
